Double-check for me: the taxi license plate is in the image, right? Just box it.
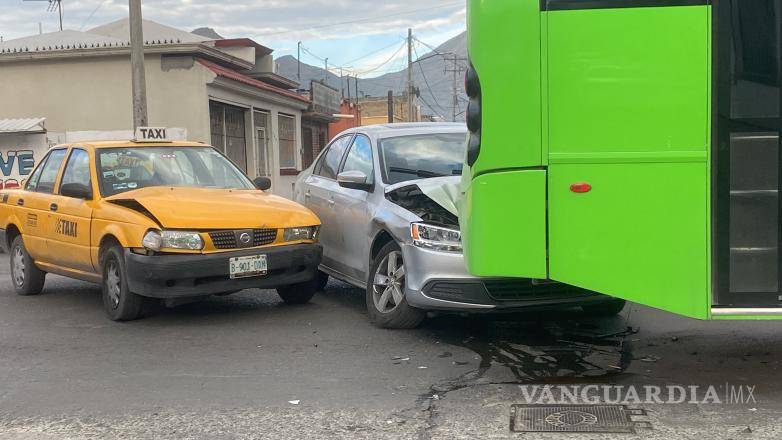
[229,255,267,279]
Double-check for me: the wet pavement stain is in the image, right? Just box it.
[423,311,636,385]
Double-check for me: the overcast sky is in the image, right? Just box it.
[0,0,466,78]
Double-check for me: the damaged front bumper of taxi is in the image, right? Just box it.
[125,243,322,298]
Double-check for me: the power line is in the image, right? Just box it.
[413,43,448,118]
[352,40,408,76]
[80,0,110,31]
[250,2,462,38]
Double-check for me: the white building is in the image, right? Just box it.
[0,20,309,198]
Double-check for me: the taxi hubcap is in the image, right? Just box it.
[12,247,25,287]
[106,261,121,308]
[372,250,405,314]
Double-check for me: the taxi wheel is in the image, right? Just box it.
[582,299,627,317]
[276,276,318,305]
[10,235,46,296]
[101,245,144,321]
[366,241,425,329]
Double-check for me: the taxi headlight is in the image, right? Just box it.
[410,223,462,252]
[143,230,203,251]
[283,226,319,242]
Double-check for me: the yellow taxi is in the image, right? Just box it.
[0,133,322,321]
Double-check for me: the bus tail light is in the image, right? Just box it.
[465,62,481,166]
[570,183,592,193]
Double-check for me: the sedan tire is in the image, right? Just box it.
[10,235,46,296]
[101,245,144,321]
[366,241,425,329]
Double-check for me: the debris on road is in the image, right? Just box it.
[288,400,300,405]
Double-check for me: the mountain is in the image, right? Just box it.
[275,31,468,121]
[192,27,224,40]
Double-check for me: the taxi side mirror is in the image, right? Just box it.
[61,182,93,200]
[254,177,272,191]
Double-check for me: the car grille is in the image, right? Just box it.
[483,280,592,302]
[208,229,277,249]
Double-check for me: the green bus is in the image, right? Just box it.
[460,0,782,319]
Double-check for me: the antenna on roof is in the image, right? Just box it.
[23,0,63,31]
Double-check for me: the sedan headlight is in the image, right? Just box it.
[283,226,319,242]
[142,230,204,251]
[411,223,462,252]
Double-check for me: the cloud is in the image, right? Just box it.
[0,0,466,78]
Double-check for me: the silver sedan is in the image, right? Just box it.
[294,123,623,328]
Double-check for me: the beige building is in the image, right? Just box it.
[358,94,421,126]
[0,20,309,198]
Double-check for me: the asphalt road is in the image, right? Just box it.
[0,253,781,439]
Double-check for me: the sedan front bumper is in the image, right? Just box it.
[125,243,322,298]
[400,243,610,312]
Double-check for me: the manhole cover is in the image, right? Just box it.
[510,404,649,433]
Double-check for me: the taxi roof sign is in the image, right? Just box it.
[134,127,173,142]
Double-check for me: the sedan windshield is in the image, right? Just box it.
[97,147,255,196]
[378,133,467,185]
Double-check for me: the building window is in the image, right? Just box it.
[278,113,297,170]
[254,110,272,177]
[210,101,248,173]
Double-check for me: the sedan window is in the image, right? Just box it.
[378,133,467,185]
[34,149,68,194]
[315,135,352,179]
[341,135,374,181]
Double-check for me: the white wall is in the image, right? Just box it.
[206,82,306,199]
[0,54,212,142]
[0,132,48,189]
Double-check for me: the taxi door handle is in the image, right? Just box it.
[16,198,23,206]
[50,203,58,212]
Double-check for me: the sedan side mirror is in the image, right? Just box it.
[337,170,373,191]
[60,182,93,200]
[254,177,272,191]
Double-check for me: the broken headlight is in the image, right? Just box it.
[142,230,204,251]
[411,223,462,252]
[283,226,319,242]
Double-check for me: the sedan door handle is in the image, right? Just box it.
[50,203,58,212]
[328,199,335,206]
[304,190,312,199]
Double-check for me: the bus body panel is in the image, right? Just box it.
[545,5,711,318]
[549,162,710,319]
[466,0,542,173]
[461,169,547,279]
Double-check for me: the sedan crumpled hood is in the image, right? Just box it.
[384,176,461,228]
[105,186,319,229]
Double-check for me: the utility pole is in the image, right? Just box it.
[387,90,394,123]
[444,54,467,122]
[324,58,328,83]
[297,41,301,81]
[346,74,351,103]
[339,67,344,98]
[129,0,148,129]
[407,28,414,122]
[354,76,359,105]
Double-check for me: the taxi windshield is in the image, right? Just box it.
[97,146,255,196]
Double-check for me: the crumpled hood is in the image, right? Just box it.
[105,186,319,229]
[385,176,461,216]
[385,176,462,228]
